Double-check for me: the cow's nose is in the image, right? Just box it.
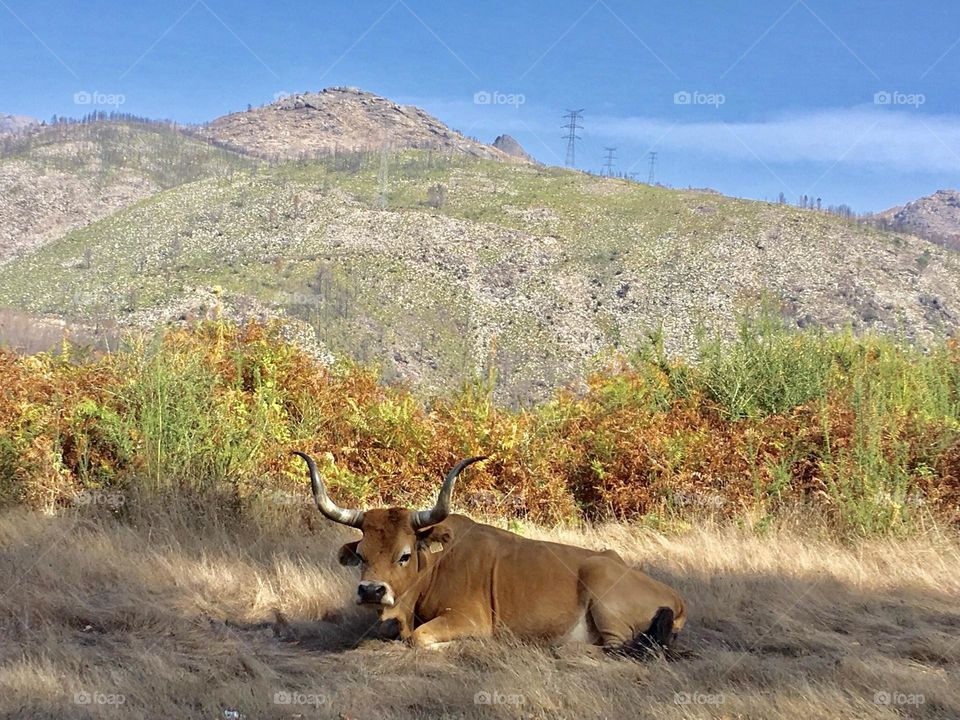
[357,581,387,604]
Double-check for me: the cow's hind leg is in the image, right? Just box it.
[579,558,678,659]
[588,601,675,659]
[620,606,675,658]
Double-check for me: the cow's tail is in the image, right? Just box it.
[618,606,678,659]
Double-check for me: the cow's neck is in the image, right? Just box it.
[376,545,444,635]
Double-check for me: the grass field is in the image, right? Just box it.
[0,503,957,719]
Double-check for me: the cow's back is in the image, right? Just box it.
[491,533,601,639]
[423,517,604,640]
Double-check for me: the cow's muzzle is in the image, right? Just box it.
[357,580,395,607]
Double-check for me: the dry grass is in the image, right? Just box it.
[1,502,957,719]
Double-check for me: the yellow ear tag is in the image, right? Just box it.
[428,541,444,554]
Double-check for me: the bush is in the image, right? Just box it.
[426,183,447,209]
[695,302,837,419]
[0,318,957,534]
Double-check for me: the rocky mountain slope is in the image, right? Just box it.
[0,113,37,135]
[199,87,513,161]
[1,148,957,403]
[0,121,256,265]
[492,134,532,161]
[871,189,960,252]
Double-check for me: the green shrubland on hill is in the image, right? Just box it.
[0,120,256,264]
[2,133,959,402]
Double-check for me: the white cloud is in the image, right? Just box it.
[404,95,960,175]
[591,108,960,174]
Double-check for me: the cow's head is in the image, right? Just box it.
[293,452,485,609]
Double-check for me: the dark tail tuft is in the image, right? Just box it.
[611,607,676,660]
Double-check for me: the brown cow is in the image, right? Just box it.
[294,452,686,655]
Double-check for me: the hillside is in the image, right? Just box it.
[199,87,513,161]
[0,121,256,264]
[1,149,958,402]
[872,189,960,252]
[0,113,37,135]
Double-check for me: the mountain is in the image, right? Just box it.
[1,90,958,403]
[0,121,256,265]
[492,134,532,160]
[0,113,37,135]
[199,87,514,161]
[871,189,960,252]
[1,147,957,403]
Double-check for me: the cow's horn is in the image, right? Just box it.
[411,456,487,529]
[292,452,365,528]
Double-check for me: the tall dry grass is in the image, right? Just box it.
[0,501,956,719]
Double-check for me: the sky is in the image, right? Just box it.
[1,0,959,211]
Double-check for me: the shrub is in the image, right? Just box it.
[426,183,447,209]
[0,318,956,534]
[695,302,837,419]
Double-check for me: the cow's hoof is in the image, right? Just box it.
[376,617,403,640]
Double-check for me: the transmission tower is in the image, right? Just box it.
[647,151,658,185]
[562,109,584,167]
[602,147,617,176]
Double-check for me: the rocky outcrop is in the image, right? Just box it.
[492,134,532,160]
[200,87,516,161]
[871,189,960,251]
[0,114,38,135]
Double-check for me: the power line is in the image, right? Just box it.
[562,109,584,168]
[602,146,617,176]
[647,151,658,185]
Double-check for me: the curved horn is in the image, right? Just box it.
[292,451,364,528]
[411,456,487,529]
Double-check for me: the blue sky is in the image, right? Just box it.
[2,0,958,211]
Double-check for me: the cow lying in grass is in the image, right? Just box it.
[294,452,686,656]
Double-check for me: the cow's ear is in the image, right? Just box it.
[338,540,362,566]
[416,524,453,551]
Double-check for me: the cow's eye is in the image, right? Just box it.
[398,551,412,566]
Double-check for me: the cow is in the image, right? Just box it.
[294,451,686,656]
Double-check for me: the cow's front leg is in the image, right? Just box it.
[378,606,415,641]
[410,609,491,648]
